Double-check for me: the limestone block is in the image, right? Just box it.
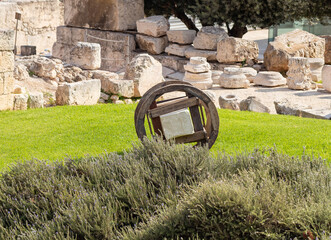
[241,67,257,82]
[167,72,184,81]
[240,96,270,113]
[136,34,168,55]
[193,26,228,50]
[184,47,217,61]
[308,58,324,82]
[69,42,101,70]
[167,30,196,44]
[322,65,331,92]
[55,79,101,106]
[137,16,170,37]
[159,109,195,140]
[184,71,212,81]
[100,92,110,101]
[211,70,223,85]
[0,94,14,111]
[124,54,164,97]
[287,57,313,90]
[0,72,14,95]
[14,64,29,81]
[29,57,57,80]
[219,68,250,89]
[64,0,144,31]
[219,95,240,110]
[184,80,213,90]
[253,71,286,87]
[217,37,259,63]
[320,35,331,64]
[184,62,211,73]
[165,44,191,57]
[28,93,44,109]
[264,30,325,72]
[0,51,14,72]
[190,57,207,65]
[13,94,28,110]
[92,70,119,93]
[0,30,14,51]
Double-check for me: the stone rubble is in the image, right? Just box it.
[253,71,287,87]
[219,67,250,89]
[287,57,315,90]
[183,57,213,90]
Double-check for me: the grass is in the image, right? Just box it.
[0,104,330,170]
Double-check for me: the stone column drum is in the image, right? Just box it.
[183,57,213,90]
[287,57,314,90]
[219,67,250,89]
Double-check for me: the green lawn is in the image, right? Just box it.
[0,104,330,170]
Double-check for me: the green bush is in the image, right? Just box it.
[0,139,330,239]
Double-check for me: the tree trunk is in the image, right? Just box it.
[174,9,199,32]
[228,23,248,38]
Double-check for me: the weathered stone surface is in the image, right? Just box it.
[160,109,195,140]
[165,44,191,57]
[190,57,208,65]
[124,54,164,97]
[274,99,330,120]
[253,71,286,87]
[30,57,57,79]
[184,71,212,81]
[240,96,270,113]
[241,67,257,83]
[167,72,184,81]
[184,62,211,73]
[28,93,44,109]
[217,37,259,63]
[308,58,324,82]
[167,30,196,44]
[320,35,331,64]
[53,26,136,72]
[0,72,14,95]
[13,94,28,110]
[219,95,240,110]
[184,46,217,61]
[185,80,213,90]
[152,54,189,72]
[193,26,228,50]
[136,34,168,55]
[211,70,223,85]
[137,16,170,37]
[322,65,331,92]
[0,30,14,51]
[287,57,314,90]
[219,68,250,89]
[0,94,14,111]
[0,51,14,72]
[68,42,101,70]
[264,30,325,72]
[162,66,175,78]
[14,64,29,81]
[64,0,144,31]
[56,79,101,106]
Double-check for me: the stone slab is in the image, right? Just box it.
[137,15,170,37]
[165,44,191,57]
[136,34,168,55]
[64,0,144,31]
[185,47,217,61]
[167,30,196,44]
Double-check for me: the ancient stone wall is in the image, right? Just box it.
[0,0,64,54]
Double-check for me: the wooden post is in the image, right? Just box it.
[14,12,21,55]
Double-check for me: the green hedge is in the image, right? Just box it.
[0,139,330,239]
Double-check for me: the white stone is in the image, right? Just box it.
[241,67,257,82]
[190,57,208,65]
[160,109,195,140]
[184,47,217,61]
[211,70,223,85]
[0,51,14,72]
[162,66,175,78]
[219,95,240,110]
[223,67,243,75]
[167,30,196,44]
[308,58,324,82]
[184,80,213,90]
[184,62,211,73]
[14,64,29,81]
[13,94,28,110]
[124,99,133,104]
[287,57,314,90]
[193,26,228,50]
[219,69,250,89]
[0,94,14,111]
[29,57,57,79]
[113,100,124,104]
[165,44,191,57]
[0,30,14,51]
[69,42,101,70]
[167,72,184,81]
[0,72,14,95]
[55,79,101,106]
[239,96,270,113]
[124,54,164,97]
[137,16,170,37]
[184,71,212,81]
[217,37,259,63]
[253,71,287,87]
[322,65,331,92]
[28,92,44,109]
[136,34,168,55]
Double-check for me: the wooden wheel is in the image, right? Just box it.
[134,83,219,149]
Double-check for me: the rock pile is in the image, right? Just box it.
[183,57,213,90]
[136,16,169,55]
[219,67,250,89]
[165,30,196,57]
[287,57,315,90]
